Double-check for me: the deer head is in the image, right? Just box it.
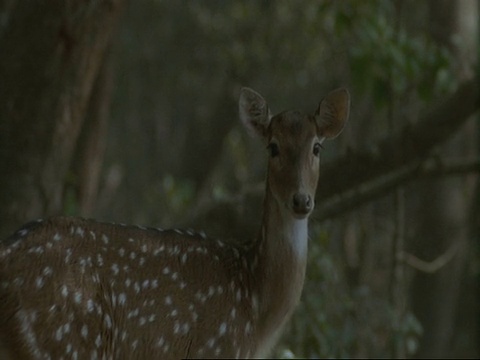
[239,87,350,219]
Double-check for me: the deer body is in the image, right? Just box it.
[0,87,349,359]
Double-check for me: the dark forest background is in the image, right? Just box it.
[0,0,479,358]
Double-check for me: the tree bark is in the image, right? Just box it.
[69,54,114,217]
[0,0,125,238]
[410,0,479,357]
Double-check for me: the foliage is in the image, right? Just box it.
[280,227,356,358]
[273,222,425,359]
[336,1,456,107]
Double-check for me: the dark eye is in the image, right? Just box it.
[267,142,279,158]
[313,142,323,156]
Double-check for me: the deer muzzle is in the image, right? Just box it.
[292,193,313,217]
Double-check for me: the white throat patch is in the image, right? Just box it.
[288,218,308,258]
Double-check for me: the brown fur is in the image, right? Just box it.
[0,87,349,359]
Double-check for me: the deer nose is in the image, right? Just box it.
[292,193,313,215]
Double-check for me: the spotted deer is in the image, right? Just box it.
[0,87,349,359]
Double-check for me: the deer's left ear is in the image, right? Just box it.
[315,88,350,140]
[239,87,272,140]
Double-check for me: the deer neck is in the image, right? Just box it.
[252,184,309,346]
[262,190,309,260]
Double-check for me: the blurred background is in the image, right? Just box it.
[0,0,479,358]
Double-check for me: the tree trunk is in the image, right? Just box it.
[69,54,115,217]
[0,0,125,238]
[410,0,479,357]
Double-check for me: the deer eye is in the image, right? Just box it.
[313,142,323,156]
[267,142,279,158]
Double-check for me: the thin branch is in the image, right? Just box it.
[420,157,480,177]
[397,241,460,274]
[314,157,480,221]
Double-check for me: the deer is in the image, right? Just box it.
[0,86,349,359]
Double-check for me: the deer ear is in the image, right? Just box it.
[315,88,350,140]
[239,87,272,139]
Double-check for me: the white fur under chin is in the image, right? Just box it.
[288,218,308,258]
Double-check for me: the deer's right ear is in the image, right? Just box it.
[239,87,271,139]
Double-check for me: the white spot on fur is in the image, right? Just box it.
[102,234,109,244]
[206,337,216,348]
[134,282,140,293]
[181,253,188,264]
[219,322,227,336]
[111,264,119,276]
[86,299,94,313]
[173,321,180,334]
[81,324,88,339]
[181,323,190,334]
[75,227,85,237]
[18,229,29,236]
[156,336,165,348]
[104,314,112,329]
[16,310,41,356]
[61,285,68,298]
[95,334,101,348]
[153,246,165,256]
[96,254,104,267]
[35,277,44,288]
[74,292,82,304]
[118,293,127,306]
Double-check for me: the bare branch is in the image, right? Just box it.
[314,157,480,221]
[398,242,460,274]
